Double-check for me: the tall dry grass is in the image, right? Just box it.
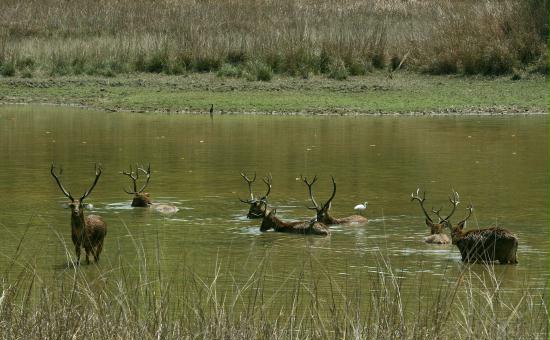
[0,231,547,340]
[0,0,547,78]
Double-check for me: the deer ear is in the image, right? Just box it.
[425,218,434,227]
[61,203,69,209]
[82,203,94,210]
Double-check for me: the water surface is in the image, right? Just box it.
[0,106,548,304]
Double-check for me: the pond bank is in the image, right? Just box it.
[0,73,547,115]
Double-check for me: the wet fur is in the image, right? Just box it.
[451,223,518,264]
[70,203,107,265]
[261,210,330,236]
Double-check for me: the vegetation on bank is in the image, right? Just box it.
[0,0,548,80]
[0,73,547,114]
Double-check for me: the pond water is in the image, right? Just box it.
[0,105,548,306]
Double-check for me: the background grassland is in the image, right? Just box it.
[0,0,548,79]
[0,73,547,114]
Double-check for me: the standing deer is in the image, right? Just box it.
[410,188,451,244]
[301,175,367,225]
[121,164,151,207]
[259,201,330,236]
[239,171,271,219]
[51,163,107,265]
[447,205,518,264]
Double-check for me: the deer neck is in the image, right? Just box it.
[71,211,86,232]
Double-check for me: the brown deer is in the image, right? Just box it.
[51,163,107,265]
[301,175,367,225]
[410,188,451,244]
[447,205,518,264]
[259,201,330,236]
[239,171,271,219]
[121,164,151,207]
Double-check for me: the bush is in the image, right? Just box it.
[217,63,242,78]
[371,50,386,69]
[0,61,16,77]
[328,58,348,80]
[347,59,367,76]
[245,60,273,81]
[145,51,169,73]
[192,56,221,72]
[226,50,247,65]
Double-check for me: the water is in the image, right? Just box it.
[0,105,548,303]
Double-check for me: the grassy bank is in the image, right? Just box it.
[0,73,547,115]
[0,245,547,340]
[0,0,548,79]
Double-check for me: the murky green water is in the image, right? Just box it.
[0,105,548,303]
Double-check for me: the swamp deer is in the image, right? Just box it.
[51,163,107,265]
[121,164,151,207]
[447,205,518,264]
[302,175,367,225]
[259,202,330,236]
[410,188,451,245]
[121,164,179,214]
[239,171,271,219]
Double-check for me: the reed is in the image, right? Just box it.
[0,231,547,340]
[0,0,547,78]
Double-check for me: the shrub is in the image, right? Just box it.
[246,60,273,81]
[145,51,169,73]
[328,58,348,80]
[226,50,247,65]
[217,63,242,78]
[347,59,367,76]
[192,56,221,72]
[0,61,16,77]
[371,50,386,69]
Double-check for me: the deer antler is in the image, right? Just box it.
[239,171,257,203]
[121,164,139,194]
[431,207,443,222]
[322,176,337,211]
[301,175,320,211]
[80,163,102,202]
[457,204,473,227]
[410,188,433,222]
[136,164,151,193]
[441,190,460,221]
[50,163,74,201]
[260,173,272,201]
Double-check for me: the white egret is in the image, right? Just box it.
[354,201,368,212]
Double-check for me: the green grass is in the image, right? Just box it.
[0,73,547,114]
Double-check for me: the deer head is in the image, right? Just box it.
[51,163,102,218]
[302,175,337,224]
[121,164,151,207]
[449,204,473,243]
[239,171,271,219]
[411,188,459,235]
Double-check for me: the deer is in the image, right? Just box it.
[239,171,271,219]
[50,163,107,265]
[410,188,451,244]
[446,204,518,264]
[301,175,367,225]
[121,164,151,207]
[120,164,179,214]
[259,201,330,236]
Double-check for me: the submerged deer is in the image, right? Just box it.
[302,175,367,225]
[51,163,107,265]
[259,201,330,236]
[121,164,151,207]
[410,188,451,244]
[239,171,271,219]
[121,164,178,214]
[447,205,518,264]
